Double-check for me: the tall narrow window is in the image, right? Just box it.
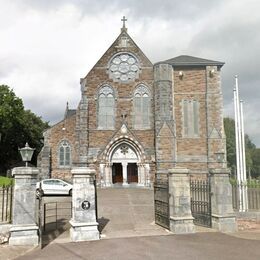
[59,140,71,167]
[183,100,199,137]
[134,85,150,128]
[98,85,115,129]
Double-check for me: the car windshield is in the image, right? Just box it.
[42,179,72,185]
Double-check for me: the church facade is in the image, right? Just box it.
[39,22,227,187]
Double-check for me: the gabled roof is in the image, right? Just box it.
[157,55,224,67]
[82,26,153,79]
[63,102,76,119]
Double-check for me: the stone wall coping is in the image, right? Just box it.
[212,214,236,219]
[69,220,99,227]
[12,167,39,177]
[168,168,189,175]
[10,224,38,232]
[170,216,194,221]
[209,168,230,175]
[71,167,96,176]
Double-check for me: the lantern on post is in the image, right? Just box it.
[19,142,35,167]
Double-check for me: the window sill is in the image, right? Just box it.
[97,128,115,131]
[58,166,72,169]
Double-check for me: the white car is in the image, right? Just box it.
[36,179,73,196]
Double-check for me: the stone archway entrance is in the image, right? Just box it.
[111,143,139,185]
[99,136,151,188]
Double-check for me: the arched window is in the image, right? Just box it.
[133,85,150,128]
[98,85,115,129]
[59,140,71,167]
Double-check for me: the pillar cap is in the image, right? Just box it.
[209,168,230,175]
[168,168,189,175]
[71,167,96,176]
[12,167,39,177]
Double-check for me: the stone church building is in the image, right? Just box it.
[39,20,227,187]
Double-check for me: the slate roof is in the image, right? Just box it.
[158,55,224,67]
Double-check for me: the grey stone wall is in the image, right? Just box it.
[206,66,227,169]
[210,168,237,232]
[168,168,195,234]
[154,63,176,174]
[9,167,39,246]
[70,167,100,241]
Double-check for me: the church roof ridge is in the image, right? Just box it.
[81,18,153,79]
[156,55,225,67]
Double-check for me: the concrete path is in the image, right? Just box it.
[97,188,170,239]
[17,232,260,260]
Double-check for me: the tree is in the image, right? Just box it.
[224,118,236,173]
[224,117,258,178]
[0,85,49,173]
[250,149,260,179]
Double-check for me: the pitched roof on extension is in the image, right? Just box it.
[65,109,76,119]
[158,55,225,67]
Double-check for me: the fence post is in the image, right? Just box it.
[168,168,195,234]
[210,168,237,232]
[9,167,39,246]
[70,167,100,241]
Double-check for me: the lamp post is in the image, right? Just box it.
[19,142,35,167]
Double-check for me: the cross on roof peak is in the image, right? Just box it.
[121,16,127,30]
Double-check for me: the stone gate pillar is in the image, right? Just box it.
[9,167,39,246]
[168,168,195,234]
[70,167,100,241]
[210,168,237,232]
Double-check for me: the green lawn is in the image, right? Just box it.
[0,176,14,187]
[230,177,260,188]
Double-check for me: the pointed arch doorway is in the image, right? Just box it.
[111,143,138,185]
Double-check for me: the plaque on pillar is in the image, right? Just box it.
[70,167,100,241]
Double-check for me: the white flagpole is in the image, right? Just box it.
[233,88,240,182]
[234,75,243,211]
[240,100,248,211]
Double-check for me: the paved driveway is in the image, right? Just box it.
[17,232,260,260]
[97,188,169,239]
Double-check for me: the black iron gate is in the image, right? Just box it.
[190,176,212,228]
[0,185,13,223]
[154,176,169,229]
[36,196,72,248]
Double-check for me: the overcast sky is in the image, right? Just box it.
[1,0,260,146]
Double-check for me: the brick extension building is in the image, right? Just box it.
[38,22,227,187]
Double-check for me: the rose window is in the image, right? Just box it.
[109,53,140,82]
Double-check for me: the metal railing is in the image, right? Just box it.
[0,185,13,223]
[231,182,260,210]
[190,177,212,228]
[154,177,170,229]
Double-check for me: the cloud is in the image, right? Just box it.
[0,0,260,146]
[12,0,223,20]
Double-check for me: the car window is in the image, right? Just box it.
[52,180,63,185]
[43,180,55,185]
